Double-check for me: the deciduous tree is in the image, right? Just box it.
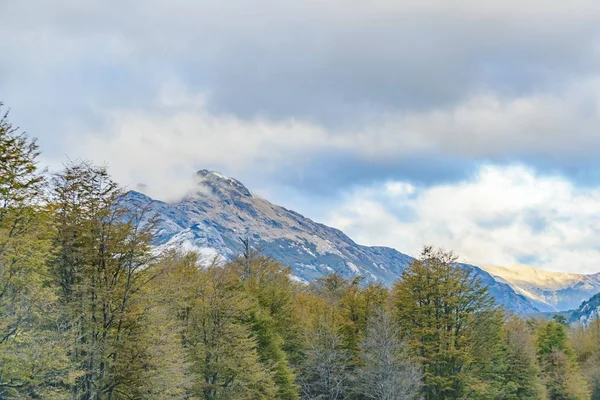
[0,104,69,398]
[353,310,422,400]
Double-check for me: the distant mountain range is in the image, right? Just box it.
[482,265,600,312]
[125,170,600,315]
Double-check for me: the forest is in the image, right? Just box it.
[2,104,600,400]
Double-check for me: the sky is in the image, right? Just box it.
[3,0,600,272]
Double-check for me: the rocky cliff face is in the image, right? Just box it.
[125,169,539,313]
[570,292,600,326]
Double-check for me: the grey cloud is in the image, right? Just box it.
[4,0,600,202]
[265,151,475,195]
[3,0,600,125]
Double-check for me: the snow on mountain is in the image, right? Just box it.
[482,265,600,312]
[570,292,600,326]
[125,169,539,313]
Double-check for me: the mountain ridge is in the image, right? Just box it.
[126,169,543,313]
[482,265,600,312]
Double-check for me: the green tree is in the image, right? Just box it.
[50,162,157,399]
[536,319,589,400]
[338,279,388,362]
[307,273,389,364]
[471,314,543,399]
[468,308,509,398]
[0,104,69,398]
[236,255,300,399]
[182,260,278,399]
[391,246,496,400]
[502,317,543,399]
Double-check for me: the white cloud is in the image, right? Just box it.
[327,164,600,273]
[62,77,600,202]
[65,85,335,200]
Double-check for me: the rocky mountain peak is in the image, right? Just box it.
[194,169,252,198]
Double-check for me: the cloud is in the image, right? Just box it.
[4,0,600,273]
[4,0,600,184]
[63,84,334,200]
[62,76,600,201]
[327,164,600,273]
[3,0,600,125]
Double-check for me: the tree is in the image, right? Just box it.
[235,255,300,399]
[338,279,388,362]
[297,315,350,400]
[353,310,422,400]
[0,104,69,398]
[502,317,543,399]
[50,161,157,399]
[536,319,588,400]
[309,273,354,303]
[471,314,543,399]
[183,260,277,399]
[293,289,351,400]
[573,319,600,399]
[391,246,496,400]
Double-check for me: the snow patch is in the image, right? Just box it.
[348,262,360,274]
[212,171,234,181]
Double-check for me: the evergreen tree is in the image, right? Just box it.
[338,279,388,363]
[468,308,510,398]
[391,246,496,400]
[138,250,203,397]
[471,313,543,399]
[1,108,586,400]
[307,273,388,364]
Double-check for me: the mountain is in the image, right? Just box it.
[125,169,538,313]
[482,265,600,312]
[569,292,600,326]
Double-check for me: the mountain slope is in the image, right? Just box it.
[570,292,600,326]
[126,169,538,313]
[482,265,600,312]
